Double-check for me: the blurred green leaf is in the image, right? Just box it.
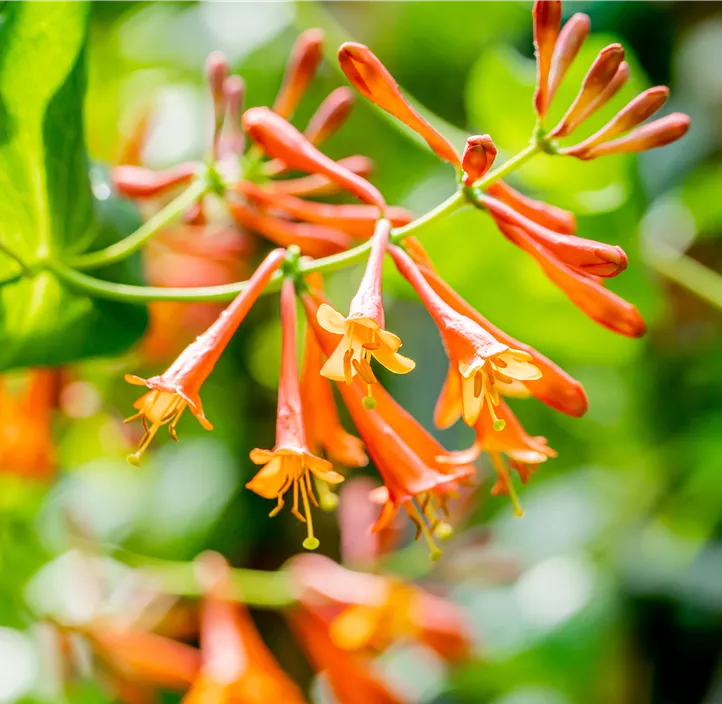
[681,162,722,237]
[0,3,147,371]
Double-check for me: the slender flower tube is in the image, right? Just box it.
[485,181,577,235]
[548,12,591,103]
[237,181,414,239]
[221,75,245,156]
[273,28,324,119]
[568,112,691,160]
[206,51,229,157]
[561,86,669,157]
[440,399,556,517]
[266,155,374,198]
[480,193,627,277]
[567,61,630,135]
[304,86,356,146]
[338,42,460,167]
[549,44,626,138]
[112,163,198,200]
[417,266,588,419]
[289,553,473,662]
[390,246,541,430]
[496,220,646,337]
[227,199,355,258]
[183,552,306,703]
[246,278,344,550]
[243,107,386,209]
[317,219,415,405]
[461,135,497,186]
[124,249,285,465]
[532,0,562,119]
[289,609,408,704]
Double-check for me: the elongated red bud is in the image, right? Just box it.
[273,28,324,119]
[338,42,460,167]
[570,112,690,160]
[482,194,627,277]
[497,220,645,337]
[462,135,497,186]
[112,163,197,199]
[206,51,229,154]
[486,181,576,234]
[548,13,591,102]
[266,155,375,198]
[305,87,355,146]
[549,43,625,138]
[223,75,246,155]
[227,200,355,258]
[533,0,562,118]
[243,107,386,209]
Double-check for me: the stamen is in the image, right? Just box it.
[473,370,483,398]
[343,349,354,385]
[127,419,163,466]
[269,494,285,517]
[362,341,381,351]
[490,452,524,517]
[299,479,320,550]
[352,358,377,385]
[305,469,319,508]
[291,476,305,522]
[408,497,442,560]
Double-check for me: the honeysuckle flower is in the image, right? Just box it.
[486,180,576,234]
[243,106,387,209]
[304,292,473,554]
[480,192,628,277]
[440,398,556,517]
[184,552,306,704]
[0,369,58,480]
[417,265,588,418]
[289,553,473,662]
[112,163,198,200]
[532,0,562,118]
[304,86,355,146]
[338,42,460,168]
[289,608,409,704]
[316,219,415,404]
[246,278,343,550]
[300,279,368,471]
[124,249,285,465]
[237,181,414,239]
[548,12,591,103]
[461,135,497,186]
[273,28,324,119]
[206,51,229,157]
[496,219,646,337]
[219,74,245,157]
[390,245,541,430]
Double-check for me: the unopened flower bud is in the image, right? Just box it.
[112,163,197,199]
[532,0,562,118]
[205,51,228,115]
[273,28,325,119]
[462,135,497,186]
[305,87,355,146]
[548,13,591,103]
[222,75,246,155]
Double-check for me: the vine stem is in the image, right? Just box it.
[67,176,210,270]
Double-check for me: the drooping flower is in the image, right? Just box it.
[183,552,306,704]
[440,398,556,517]
[246,278,344,550]
[124,249,285,465]
[389,245,541,430]
[416,264,588,419]
[289,608,409,704]
[289,553,473,662]
[316,219,415,405]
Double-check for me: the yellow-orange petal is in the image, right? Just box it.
[317,303,348,335]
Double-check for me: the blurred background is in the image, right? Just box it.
[1,2,721,703]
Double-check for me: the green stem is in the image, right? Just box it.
[473,142,541,189]
[67,177,210,270]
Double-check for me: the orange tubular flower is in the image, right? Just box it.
[289,608,408,704]
[273,29,325,119]
[267,155,375,198]
[112,163,198,200]
[417,265,588,419]
[184,553,306,704]
[289,553,473,662]
[316,219,415,404]
[390,245,541,430]
[237,182,414,240]
[496,219,646,337]
[338,42,461,168]
[532,0,562,119]
[242,107,386,209]
[0,369,58,480]
[548,12,591,102]
[124,249,285,465]
[304,86,355,146]
[480,193,627,277]
[246,279,343,550]
[461,135,497,186]
[441,398,556,517]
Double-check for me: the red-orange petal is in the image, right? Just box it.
[273,28,325,119]
[533,0,562,118]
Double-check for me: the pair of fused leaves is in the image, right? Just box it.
[0,2,146,371]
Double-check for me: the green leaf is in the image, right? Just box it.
[0,2,147,371]
[466,34,649,213]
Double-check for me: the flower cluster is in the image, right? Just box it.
[118,1,690,554]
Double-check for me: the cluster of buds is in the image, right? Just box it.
[68,551,471,703]
[118,1,690,554]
